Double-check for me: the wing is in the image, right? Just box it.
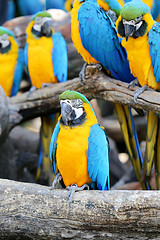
[50,121,60,175]
[87,124,110,190]
[52,32,68,83]
[151,0,160,20]
[149,22,160,83]
[78,1,134,83]
[11,48,24,97]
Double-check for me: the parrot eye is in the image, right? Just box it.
[72,99,83,108]
[135,15,143,23]
[35,17,42,24]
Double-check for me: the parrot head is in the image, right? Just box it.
[59,90,95,127]
[30,11,53,38]
[0,27,16,54]
[117,0,150,41]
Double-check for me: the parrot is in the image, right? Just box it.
[71,0,150,189]
[116,0,160,188]
[50,90,110,205]
[7,0,16,21]
[17,0,44,16]
[65,0,74,12]
[0,26,24,97]
[24,11,68,184]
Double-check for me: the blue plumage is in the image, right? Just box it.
[52,32,68,83]
[149,22,160,83]
[78,1,134,83]
[46,0,65,10]
[87,124,110,190]
[17,0,44,16]
[11,48,24,97]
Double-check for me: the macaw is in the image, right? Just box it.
[24,11,68,184]
[0,26,24,97]
[46,0,65,10]
[71,0,149,189]
[17,0,44,16]
[7,0,16,21]
[50,90,110,204]
[116,0,160,188]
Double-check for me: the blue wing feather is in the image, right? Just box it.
[87,124,110,190]
[52,32,68,83]
[149,22,160,83]
[78,1,134,83]
[11,48,24,97]
[50,121,60,175]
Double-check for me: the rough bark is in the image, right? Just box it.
[0,179,160,240]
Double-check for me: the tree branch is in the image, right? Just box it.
[0,178,159,239]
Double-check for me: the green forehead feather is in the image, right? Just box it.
[32,11,52,21]
[121,0,150,20]
[105,0,121,17]
[0,26,15,37]
[59,90,89,103]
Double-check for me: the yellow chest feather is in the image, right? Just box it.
[27,36,57,89]
[71,0,99,64]
[0,37,18,96]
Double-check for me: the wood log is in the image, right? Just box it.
[0,178,160,239]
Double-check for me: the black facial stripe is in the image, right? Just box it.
[0,42,11,54]
[31,26,52,38]
[132,20,148,38]
[60,111,86,127]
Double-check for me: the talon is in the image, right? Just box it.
[66,183,89,206]
[128,79,139,89]
[52,173,62,188]
[133,85,154,103]
[27,86,37,98]
[79,62,88,85]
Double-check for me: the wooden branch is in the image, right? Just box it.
[0,65,158,141]
[0,179,160,239]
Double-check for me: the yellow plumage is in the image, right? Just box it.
[0,36,18,96]
[71,0,99,64]
[56,103,97,187]
[26,21,58,88]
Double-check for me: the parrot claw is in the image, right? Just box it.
[66,184,89,207]
[134,85,154,103]
[128,79,140,89]
[51,173,62,188]
[79,62,88,85]
[27,86,37,98]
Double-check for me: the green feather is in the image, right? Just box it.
[121,0,150,20]
[0,26,15,38]
[32,11,52,20]
[59,90,89,103]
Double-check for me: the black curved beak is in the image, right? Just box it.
[124,24,135,41]
[61,102,73,126]
[41,20,52,37]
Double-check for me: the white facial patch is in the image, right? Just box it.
[123,19,136,26]
[60,99,84,120]
[0,34,10,48]
[73,107,84,120]
[33,16,51,32]
[135,20,143,31]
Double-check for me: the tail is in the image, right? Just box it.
[115,103,150,190]
[36,113,59,184]
[143,111,158,187]
[155,118,160,189]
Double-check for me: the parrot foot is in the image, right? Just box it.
[128,79,140,89]
[41,83,53,88]
[27,86,37,98]
[66,184,89,207]
[134,85,154,103]
[52,173,62,188]
[79,62,88,85]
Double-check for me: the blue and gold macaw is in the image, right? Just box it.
[116,0,160,189]
[65,0,74,12]
[50,90,110,204]
[71,0,149,189]
[0,26,24,97]
[24,11,68,184]
[17,0,44,16]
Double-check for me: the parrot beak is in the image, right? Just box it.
[61,102,73,126]
[124,24,135,41]
[41,20,52,37]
